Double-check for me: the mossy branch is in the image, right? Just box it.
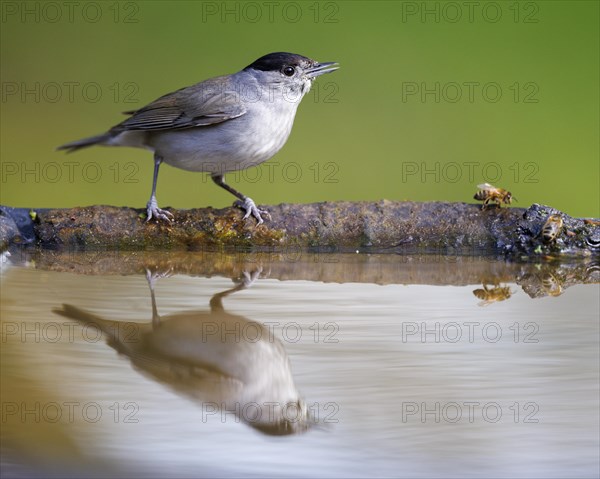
[1,201,598,258]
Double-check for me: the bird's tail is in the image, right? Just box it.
[56,132,112,153]
[53,304,144,354]
[53,303,119,337]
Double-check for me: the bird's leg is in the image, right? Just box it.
[145,268,172,328]
[145,268,161,328]
[209,267,263,312]
[146,154,174,222]
[211,174,271,225]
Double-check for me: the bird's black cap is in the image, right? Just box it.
[245,52,315,71]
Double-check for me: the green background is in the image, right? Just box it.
[1,0,598,217]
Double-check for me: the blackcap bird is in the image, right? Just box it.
[58,52,339,225]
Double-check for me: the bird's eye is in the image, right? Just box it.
[282,66,295,77]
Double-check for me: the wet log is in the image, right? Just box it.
[1,201,598,258]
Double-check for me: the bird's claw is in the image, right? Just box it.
[146,198,174,223]
[235,198,270,225]
[240,267,263,287]
[145,267,173,287]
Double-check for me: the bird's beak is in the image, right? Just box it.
[306,62,339,79]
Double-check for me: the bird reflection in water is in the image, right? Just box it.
[53,268,312,436]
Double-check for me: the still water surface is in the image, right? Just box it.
[1,251,598,478]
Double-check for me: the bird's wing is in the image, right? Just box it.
[112,76,247,132]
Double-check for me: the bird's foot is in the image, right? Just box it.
[145,267,173,287]
[237,267,263,288]
[146,198,174,223]
[234,197,271,225]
